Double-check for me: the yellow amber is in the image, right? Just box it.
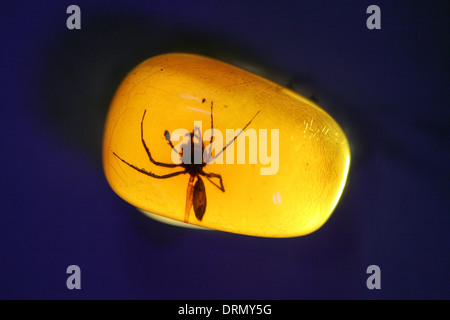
[103,53,350,238]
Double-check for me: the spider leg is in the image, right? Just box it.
[113,152,186,179]
[212,110,260,161]
[184,176,195,222]
[201,171,225,192]
[141,110,180,168]
[210,101,214,144]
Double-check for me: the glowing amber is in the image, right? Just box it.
[103,53,350,237]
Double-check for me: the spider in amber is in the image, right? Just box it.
[113,101,259,223]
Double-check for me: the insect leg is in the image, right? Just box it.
[141,110,180,168]
[202,171,225,192]
[185,175,195,223]
[212,110,260,161]
[210,101,214,144]
[113,152,186,179]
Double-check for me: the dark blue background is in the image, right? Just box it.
[1,0,448,299]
